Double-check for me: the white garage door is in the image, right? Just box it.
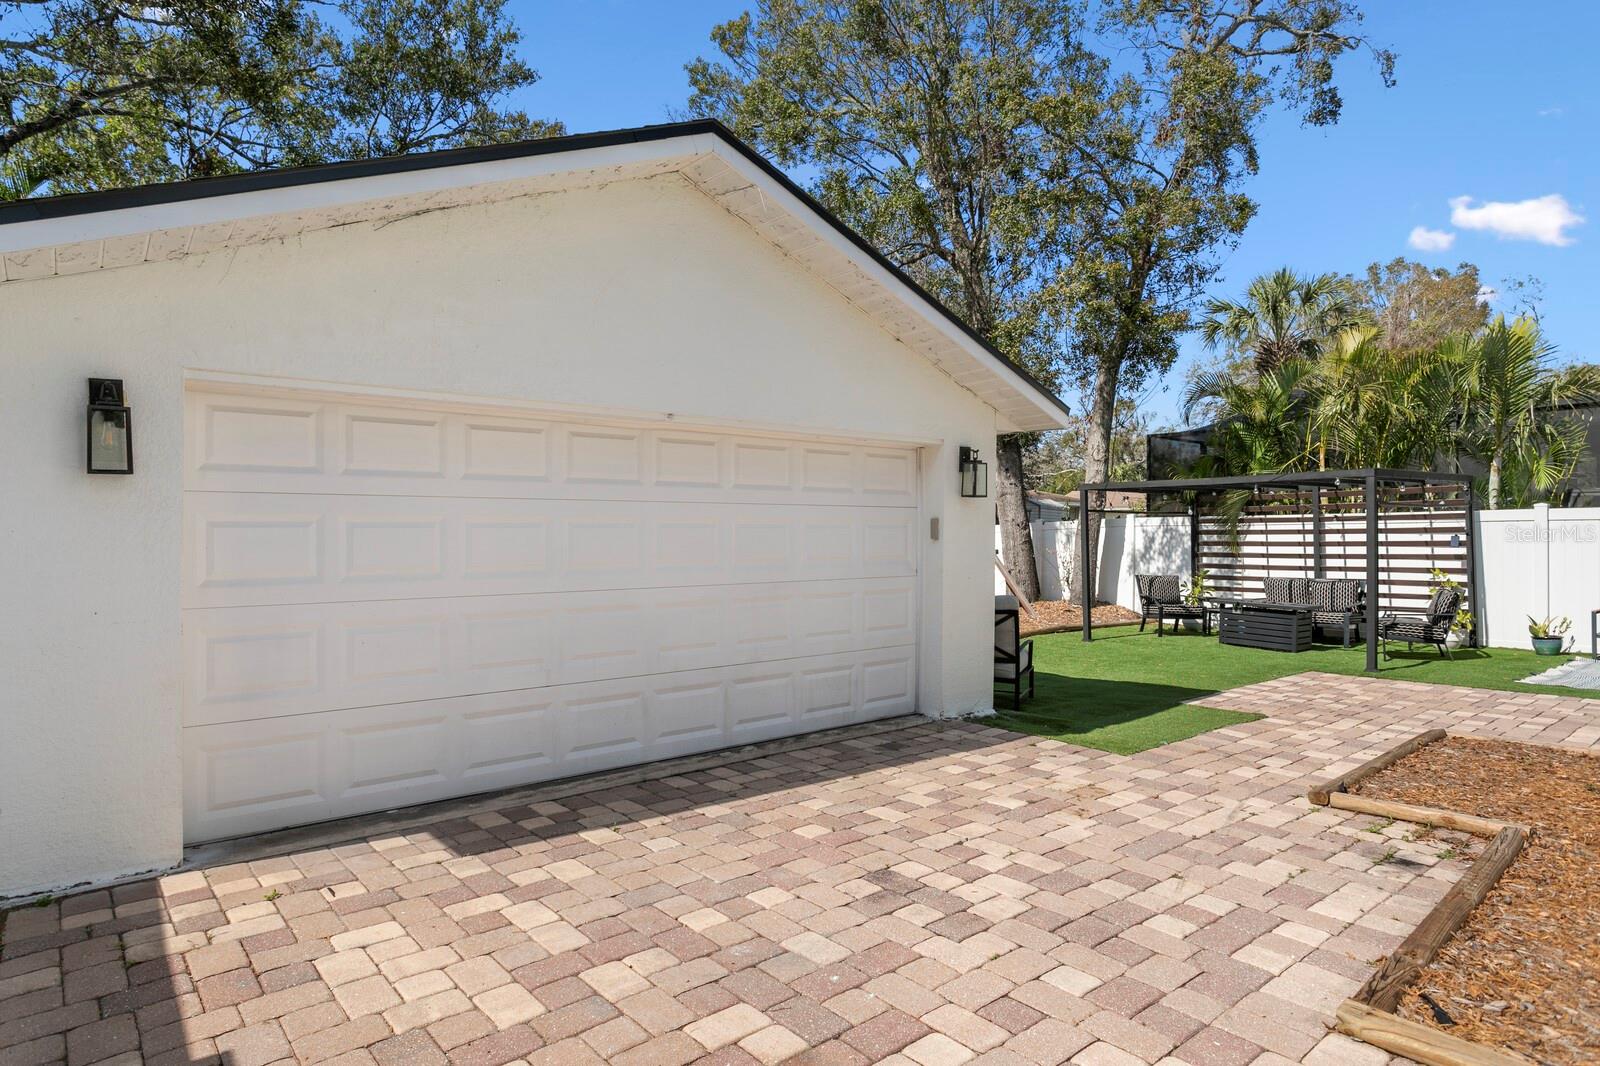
[182,387,920,842]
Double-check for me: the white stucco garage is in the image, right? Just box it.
[0,121,1069,899]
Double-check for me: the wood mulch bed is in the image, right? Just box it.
[1019,600,1140,636]
[1352,737,1600,1064]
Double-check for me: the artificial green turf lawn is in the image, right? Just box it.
[991,624,1584,756]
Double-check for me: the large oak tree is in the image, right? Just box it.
[1046,0,1391,607]
[1354,257,1490,355]
[1,0,561,198]
[689,0,1389,604]
[687,0,1096,599]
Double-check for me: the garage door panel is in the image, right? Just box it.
[185,577,916,726]
[863,655,916,712]
[184,387,920,843]
[338,715,452,796]
[202,516,323,589]
[201,627,323,704]
[463,520,549,578]
[863,518,915,565]
[342,517,446,581]
[345,619,448,683]
[343,411,448,477]
[189,395,325,475]
[728,671,795,742]
[187,393,917,507]
[860,450,918,497]
[183,647,915,842]
[184,722,327,825]
[186,493,915,608]
[460,701,556,781]
[652,682,727,753]
[864,585,914,634]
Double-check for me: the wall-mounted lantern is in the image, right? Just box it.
[958,446,988,498]
[87,378,133,474]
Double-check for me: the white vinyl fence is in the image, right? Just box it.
[995,514,1191,610]
[999,503,1600,650]
[1476,504,1600,650]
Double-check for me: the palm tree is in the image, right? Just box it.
[1178,359,1321,546]
[1199,268,1366,374]
[1183,309,1599,509]
[1453,317,1600,507]
[1309,327,1457,470]
[1183,357,1319,473]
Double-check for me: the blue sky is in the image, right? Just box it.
[508,2,1597,427]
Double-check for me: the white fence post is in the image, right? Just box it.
[1533,502,1551,627]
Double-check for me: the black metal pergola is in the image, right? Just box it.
[1076,468,1477,673]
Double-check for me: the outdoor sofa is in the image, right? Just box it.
[1262,577,1366,648]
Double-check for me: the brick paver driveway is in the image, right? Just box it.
[4,672,1598,1066]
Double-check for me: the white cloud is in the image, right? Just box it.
[1449,194,1584,246]
[1475,285,1498,306]
[1407,225,1455,252]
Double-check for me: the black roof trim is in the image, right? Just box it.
[0,119,1068,419]
[0,121,721,224]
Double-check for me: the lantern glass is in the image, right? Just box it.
[88,408,132,473]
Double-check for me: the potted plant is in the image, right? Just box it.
[1429,568,1474,649]
[1178,569,1210,632]
[1527,615,1571,655]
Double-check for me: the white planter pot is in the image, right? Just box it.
[1179,617,1204,633]
[1445,631,1466,649]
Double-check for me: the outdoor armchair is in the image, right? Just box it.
[1380,587,1461,660]
[1134,573,1209,636]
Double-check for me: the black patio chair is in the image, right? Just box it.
[1135,573,1208,636]
[994,597,1035,709]
[1380,588,1461,660]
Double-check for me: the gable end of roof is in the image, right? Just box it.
[0,119,1068,428]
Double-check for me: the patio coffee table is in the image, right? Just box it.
[1208,597,1317,652]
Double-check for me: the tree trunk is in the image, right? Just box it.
[1487,453,1501,509]
[994,434,1040,602]
[1076,358,1120,609]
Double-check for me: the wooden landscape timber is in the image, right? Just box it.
[1336,1002,1537,1066]
[1350,826,1527,1012]
[1324,792,1517,839]
[1307,730,1539,1066]
[1307,728,1447,805]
